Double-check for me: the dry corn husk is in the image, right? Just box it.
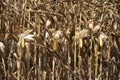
[46,20,51,27]
[99,32,107,47]
[89,20,94,30]
[17,29,35,48]
[53,38,57,51]
[93,24,100,32]
[0,42,5,53]
[79,38,83,48]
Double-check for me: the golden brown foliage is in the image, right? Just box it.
[0,0,120,80]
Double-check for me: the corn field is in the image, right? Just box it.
[0,0,120,80]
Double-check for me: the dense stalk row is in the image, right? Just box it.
[0,0,120,80]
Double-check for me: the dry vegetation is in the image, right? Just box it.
[0,0,120,80]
